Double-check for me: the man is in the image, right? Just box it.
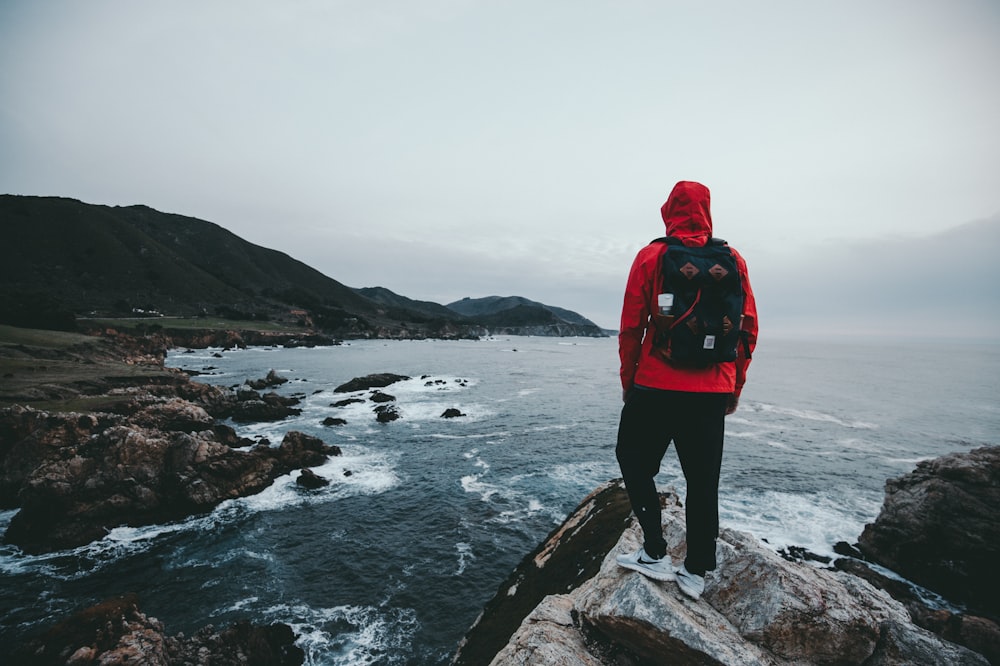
[615,180,758,600]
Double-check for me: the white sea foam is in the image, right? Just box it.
[262,602,419,666]
[755,403,878,430]
[454,542,475,575]
[720,489,882,558]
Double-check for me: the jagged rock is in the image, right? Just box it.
[229,391,302,423]
[296,468,330,489]
[3,424,340,554]
[247,369,289,390]
[322,416,347,426]
[835,557,1000,663]
[0,406,118,508]
[441,408,466,418]
[453,480,634,665]
[330,398,364,407]
[130,397,215,432]
[858,445,1000,618]
[374,404,400,423]
[475,488,989,665]
[334,373,409,393]
[11,594,303,665]
[370,391,396,403]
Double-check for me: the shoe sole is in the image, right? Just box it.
[616,560,676,582]
[676,578,703,600]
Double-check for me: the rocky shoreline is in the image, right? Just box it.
[3,327,997,664]
[454,448,1000,665]
[0,328,361,664]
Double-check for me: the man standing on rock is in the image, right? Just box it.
[615,180,758,600]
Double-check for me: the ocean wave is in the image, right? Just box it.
[261,602,419,666]
[0,449,398,580]
[754,403,878,429]
[719,489,882,558]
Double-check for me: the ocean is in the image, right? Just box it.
[1,336,998,664]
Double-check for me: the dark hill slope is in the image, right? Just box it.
[447,296,602,329]
[353,287,464,322]
[0,196,377,328]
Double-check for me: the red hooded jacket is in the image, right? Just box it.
[619,181,758,396]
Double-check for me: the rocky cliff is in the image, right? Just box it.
[460,452,998,665]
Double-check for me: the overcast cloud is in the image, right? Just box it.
[1,1,998,335]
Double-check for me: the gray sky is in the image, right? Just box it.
[2,1,998,335]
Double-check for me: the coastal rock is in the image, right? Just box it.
[468,486,988,665]
[331,397,364,407]
[12,593,303,665]
[370,390,396,403]
[229,391,303,423]
[441,408,465,418]
[0,406,118,507]
[322,416,347,426]
[858,445,1000,618]
[334,373,409,393]
[453,479,634,665]
[375,404,400,423]
[297,468,330,489]
[247,369,289,390]
[3,422,340,554]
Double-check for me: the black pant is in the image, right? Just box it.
[616,388,727,575]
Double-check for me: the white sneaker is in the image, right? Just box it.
[615,547,675,581]
[675,564,705,600]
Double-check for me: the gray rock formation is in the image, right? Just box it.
[478,492,987,665]
[11,593,303,665]
[1,405,340,554]
[858,445,1000,618]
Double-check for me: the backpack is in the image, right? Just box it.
[649,237,748,368]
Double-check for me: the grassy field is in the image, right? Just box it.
[80,316,303,333]
[0,324,168,411]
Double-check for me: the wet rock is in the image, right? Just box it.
[461,483,989,666]
[334,373,409,393]
[858,445,1000,618]
[247,369,289,390]
[453,480,634,665]
[12,594,303,665]
[3,425,340,554]
[441,408,465,418]
[374,404,400,423]
[369,391,395,403]
[229,391,302,423]
[322,417,347,426]
[330,398,364,407]
[296,468,330,489]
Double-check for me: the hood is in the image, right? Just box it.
[661,181,712,246]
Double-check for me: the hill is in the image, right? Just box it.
[447,296,604,331]
[0,196,605,338]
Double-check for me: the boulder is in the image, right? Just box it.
[452,480,634,665]
[442,408,466,418]
[246,369,289,390]
[369,391,396,403]
[296,468,330,489]
[465,486,989,665]
[374,404,400,423]
[330,398,364,408]
[858,445,1000,618]
[11,594,303,665]
[322,417,347,426]
[3,422,340,554]
[334,373,409,393]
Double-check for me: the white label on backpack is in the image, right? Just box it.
[703,335,716,350]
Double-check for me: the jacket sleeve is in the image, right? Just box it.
[732,249,758,397]
[619,246,657,391]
